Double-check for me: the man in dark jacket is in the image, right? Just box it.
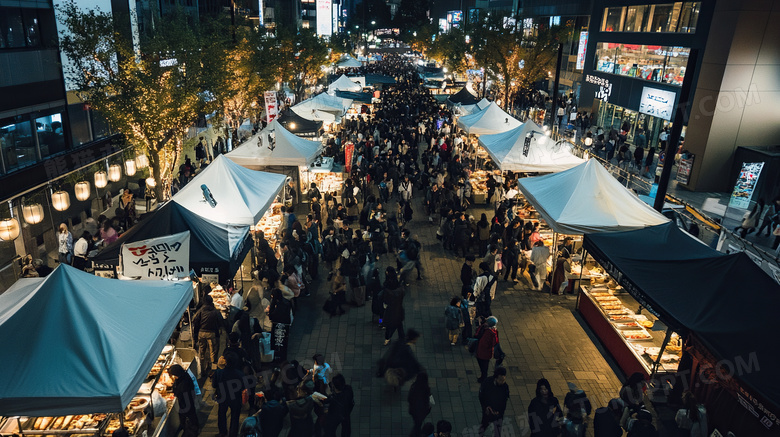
[213,353,246,437]
[453,213,470,257]
[324,374,355,437]
[478,367,510,437]
[460,254,476,298]
[258,391,288,437]
[192,295,225,378]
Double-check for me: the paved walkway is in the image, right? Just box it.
[194,195,625,437]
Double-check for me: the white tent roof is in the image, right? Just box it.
[226,120,323,168]
[173,154,286,226]
[291,93,352,121]
[456,102,521,135]
[476,98,490,110]
[517,159,670,235]
[327,74,362,93]
[454,98,491,117]
[479,121,586,172]
[0,265,191,416]
[337,55,362,68]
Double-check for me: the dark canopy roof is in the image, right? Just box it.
[335,90,373,103]
[276,109,323,136]
[364,74,396,85]
[583,222,780,410]
[447,87,479,105]
[93,201,251,282]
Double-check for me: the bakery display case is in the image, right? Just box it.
[253,203,284,249]
[578,279,682,378]
[300,157,344,200]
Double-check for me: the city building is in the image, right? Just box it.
[580,0,780,193]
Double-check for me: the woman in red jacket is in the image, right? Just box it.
[475,316,499,383]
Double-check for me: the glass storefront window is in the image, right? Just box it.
[36,113,68,158]
[67,104,93,147]
[0,9,26,48]
[600,2,700,33]
[594,43,689,86]
[0,117,35,172]
[601,7,626,32]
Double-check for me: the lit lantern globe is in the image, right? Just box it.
[22,204,44,225]
[146,177,157,188]
[94,171,108,188]
[136,154,149,169]
[125,159,137,176]
[51,191,71,211]
[74,181,91,201]
[108,164,122,182]
[0,218,20,241]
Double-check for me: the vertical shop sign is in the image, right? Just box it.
[316,0,332,36]
[344,142,355,173]
[576,31,588,70]
[121,231,190,279]
[728,162,764,209]
[264,91,278,123]
[676,154,694,184]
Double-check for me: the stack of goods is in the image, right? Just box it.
[255,203,283,249]
[209,286,230,317]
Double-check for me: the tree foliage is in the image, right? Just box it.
[58,0,204,198]
[428,27,473,75]
[275,28,329,101]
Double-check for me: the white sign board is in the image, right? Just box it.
[638,86,676,120]
[121,231,190,279]
[576,31,588,70]
[264,91,278,123]
[316,0,332,36]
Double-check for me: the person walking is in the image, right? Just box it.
[528,378,563,437]
[594,399,624,437]
[382,266,406,345]
[734,200,762,238]
[444,297,464,346]
[675,391,707,437]
[257,391,288,437]
[530,240,551,291]
[192,295,225,378]
[168,365,200,437]
[473,262,498,318]
[562,382,592,437]
[213,354,246,437]
[377,328,423,388]
[475,316,499,383]
[461,254,476,298]
[288,381,319,437]
[407,372,433,437]
[324,374,354,437]
[478,367,510,437]
[57,223,73,265]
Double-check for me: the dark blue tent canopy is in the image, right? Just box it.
[92,201,251,282]
[276,109,323,137]
[447,87,479,105]
[583,222,780,413]
[335,90,373,103]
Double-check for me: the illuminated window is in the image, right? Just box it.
[601,2,700,33]
[594,42,690,85]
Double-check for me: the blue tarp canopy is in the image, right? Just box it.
[0,265,191,416]
[335,90,373,103]
[583,222,780,411]
[92,201,251,282]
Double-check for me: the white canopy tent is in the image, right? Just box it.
[327,74,362,93]
[456,102,521,135]
[291,93,353,122]
[337,55,362,68]
[0,265,192,416]
[226,120,323,169]
[479,121,586,172]
[173,154,286,226]
[454,98,491,116]
[517,159,669,235]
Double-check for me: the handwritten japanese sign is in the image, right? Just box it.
[121,231,190,279]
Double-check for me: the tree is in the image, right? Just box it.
[58,1,205,199]
[428,27,473,75]
[328,32,354,60]
[275,29,329,102]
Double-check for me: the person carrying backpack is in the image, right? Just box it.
[473,262,498,318]
[621,408,658,437]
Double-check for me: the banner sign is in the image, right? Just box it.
[264,91,278,124]
[576,31,588,70]
[316,0,332,36]
[344,142,355,174]
[638,86,676,121]
[728,162,764,209]
[121,231,190,279]
[676,154,694,184]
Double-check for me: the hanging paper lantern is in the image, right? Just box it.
[74,181,91,201]
[51,191,70,211]
[136,154,149,169]
[22,204,44,225]
[94,171,108,188]
[108,164,122,182]
[0,218,20,241]
[146,177,157,188]
[125,159,137,176]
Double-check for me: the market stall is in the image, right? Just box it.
[0,264,192,437]
[446,86,479,107]
[291,93,352,125]
[327,74,362,93]
[276,109,323,138]
[454,97,490,117]
[456,102,521,135]
[582,223,780,436]
[478,121,586,173]
[336,55,362,68]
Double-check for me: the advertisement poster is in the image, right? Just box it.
[638,86,677,121]
[576,31,588,70]
[121,231,190,279]
[344,142,355,174]
[676,154,694,184]
[316,0,332,36]
[264,91,278,124]
[728,162,764,209]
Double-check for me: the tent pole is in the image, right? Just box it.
[651,329,674,378]
[188,307,195,349]
[576,249,588,308]
[549,232,558,296]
